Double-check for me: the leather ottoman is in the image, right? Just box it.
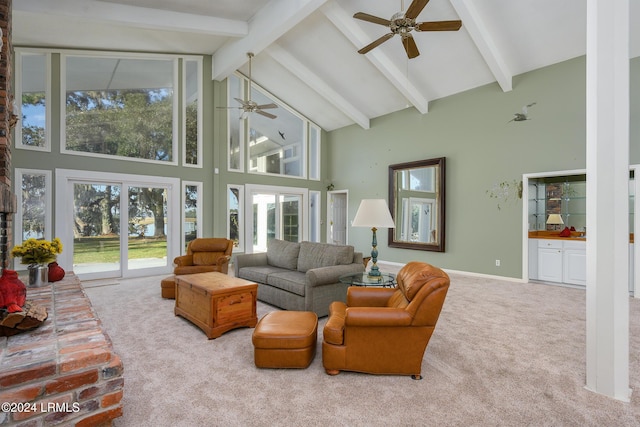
[252,311,318,369]
[161,276,176,299]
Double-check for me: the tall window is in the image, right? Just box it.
[15,169,52,243]
[183,58,202,167]
[62,54,177,164]
[16,50,50,151]
[281,196,300,241]
[183,181,202,251]
[309,124,321,181]
[248,86,305,178]
[227,73,320,178]
[228,185,244,252]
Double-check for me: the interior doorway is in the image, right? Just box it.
[522,167,640,297]
[244,184,308,253]
[327,190,348,245]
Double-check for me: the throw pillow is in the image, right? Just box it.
[297,242,354,272]
[267,239,300,270]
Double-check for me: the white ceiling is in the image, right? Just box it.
[13,0,640,132]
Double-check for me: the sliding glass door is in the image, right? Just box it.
[56,170,180,280]
[72,182,122,276]
[127,186,168,271]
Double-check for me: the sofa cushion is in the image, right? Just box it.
[267,239,300,270]
[238,266,288,284]
[267,271,307,297]
[297,242,354,273]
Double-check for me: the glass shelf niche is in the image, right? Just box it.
[528,181,547,230]
[528,175,586,231]
[529,172,636,238]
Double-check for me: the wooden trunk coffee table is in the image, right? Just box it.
[174,272,258,339]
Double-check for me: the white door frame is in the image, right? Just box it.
[631,164,640,297]
[326,190,348,245]
[55,169,180,280]
[243,184,309,254]
[521,169,586,283]
[522,166,639,297]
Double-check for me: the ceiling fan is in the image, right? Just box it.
[226,52,278,120]
[354,0,462,59]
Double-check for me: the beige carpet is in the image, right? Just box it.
[83,270,640,426]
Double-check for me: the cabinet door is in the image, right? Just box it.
[563,249,586,286]
[538,247,563,283]
[630,244,635,295]
[563,241,586,286]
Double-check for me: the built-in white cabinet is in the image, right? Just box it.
[530,239,586,286]
[537,239,564,283]
[630,243,635,294]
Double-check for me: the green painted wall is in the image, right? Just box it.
[327,56,640,279]
[11,50,640,278]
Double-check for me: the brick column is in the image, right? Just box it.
[0,0,17,270]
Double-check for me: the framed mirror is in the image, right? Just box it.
[388,157,446,252]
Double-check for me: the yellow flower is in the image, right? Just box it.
[11,237,64,266]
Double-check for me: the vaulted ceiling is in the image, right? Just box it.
[13,0,640,132]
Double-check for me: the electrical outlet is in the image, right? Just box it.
[495,259,501,267]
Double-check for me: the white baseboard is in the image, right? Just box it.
[376,260,527,284]
[443,268,527,284]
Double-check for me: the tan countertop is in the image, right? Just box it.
[528,230,586,241]
[529,230,635,243]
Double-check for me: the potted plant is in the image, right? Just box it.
[11,238,63,286]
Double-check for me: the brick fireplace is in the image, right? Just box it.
[0,2,124,425]
[0,275,124,426]
[0,0,17,268]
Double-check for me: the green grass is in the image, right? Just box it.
[73,235,167,264]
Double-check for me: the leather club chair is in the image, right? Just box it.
[173,238,234,275]
[322,261,450,379]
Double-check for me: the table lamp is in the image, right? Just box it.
[546,213,564,231]
[352,199,395,277]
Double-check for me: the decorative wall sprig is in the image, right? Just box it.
[487,179,523,210]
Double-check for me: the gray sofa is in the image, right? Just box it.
[234,240,364,317]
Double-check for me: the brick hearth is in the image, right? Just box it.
[0,274,123,426]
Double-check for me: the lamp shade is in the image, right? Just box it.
[546,214,564,225]
[352,199,395,228]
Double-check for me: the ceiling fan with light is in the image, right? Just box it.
[225,52,278,120]
[354,0,462,59]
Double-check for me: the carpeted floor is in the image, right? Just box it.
[83,270,640,426]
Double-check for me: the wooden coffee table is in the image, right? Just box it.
[174,272,258,339]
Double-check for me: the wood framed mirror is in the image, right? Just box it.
[388,157,446,252]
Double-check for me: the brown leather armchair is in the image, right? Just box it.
[322,261,450,379]
[173,238,233,275]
